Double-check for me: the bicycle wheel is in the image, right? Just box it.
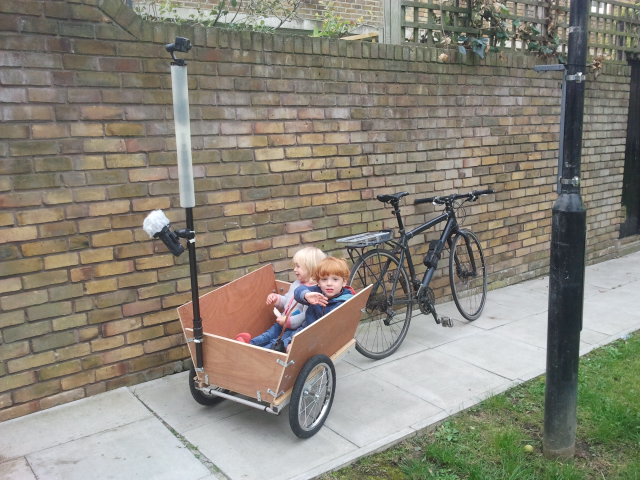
[188,366,227,406]
[289,354,335,438]
[349,249,413,359]
[449,229,487,321]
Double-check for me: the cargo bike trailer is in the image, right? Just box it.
[178,265,372,438]
[143,38,372,438]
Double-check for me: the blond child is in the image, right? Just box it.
[249,246,326,350]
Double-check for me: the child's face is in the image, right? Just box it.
[318,275,346,299]
[293,262,310,283]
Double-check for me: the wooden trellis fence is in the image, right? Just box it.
[401,0,640,61]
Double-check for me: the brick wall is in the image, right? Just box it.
[133,0,384,33]
[296,0,383,29]
[0,0,637,421]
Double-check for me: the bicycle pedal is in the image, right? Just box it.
[440,316,453,328]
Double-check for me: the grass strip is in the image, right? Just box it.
[321,330,640,480]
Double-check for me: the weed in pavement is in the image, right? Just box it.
[320,330,640,480]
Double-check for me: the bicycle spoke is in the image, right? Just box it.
[349,250,412,359]
[299,367,329,429]
[450,230,486,320]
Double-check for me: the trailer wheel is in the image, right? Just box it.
[188,366,227,406]
[289,355,336,438]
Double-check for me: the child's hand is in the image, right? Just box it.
[266,293,280,305]
[275,315,287,327]
[305,292,328,306]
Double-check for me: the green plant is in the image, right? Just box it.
[311,1,364,38]
[135,0,237,27]
[515,16,564,62]
[429,0,564,62]
[134,0,300,32]
[433,0,511,60]
[229,0,302,32]
[434,421,460,443]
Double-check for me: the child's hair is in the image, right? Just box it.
[292,246,326,274]
[314,257,350,281]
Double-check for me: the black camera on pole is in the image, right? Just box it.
[165,37,192,63]
[143,210,185,256]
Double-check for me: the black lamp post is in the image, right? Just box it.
[536,0,589,459]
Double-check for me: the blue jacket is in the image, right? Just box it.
[293,285,354,329]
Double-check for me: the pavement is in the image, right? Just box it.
[2,251,640,480]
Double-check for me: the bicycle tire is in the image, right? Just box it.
[188,366,227,406]
[348,249,413,359]
[289,354,335,438]
[449,229,487,320]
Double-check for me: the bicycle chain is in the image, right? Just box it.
[417,286,436,315]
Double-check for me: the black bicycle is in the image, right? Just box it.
[337,189,494,359]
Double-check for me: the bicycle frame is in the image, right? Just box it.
[340,188,493,358]
[386,202,460,296]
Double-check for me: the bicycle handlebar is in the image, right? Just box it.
[413,188,495,206]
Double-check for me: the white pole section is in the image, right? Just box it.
[171,64,195,208]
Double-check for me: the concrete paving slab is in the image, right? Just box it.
[342,314,480,371]
[492,311,548,349]
[184,405,356,480]
[404,312,483,348]
[585,261,640,290]
[591,282,640,317]
[582,295,640,337]
[372,348,514,413]
[0,457,36,480]
[334,354,362,379]
[341,321,435,371]
[26,416,212,480]
[131,371,246,434]
[493,311,596,356]
[580,327,613,347]
[490,280,549,307]
[325,370,443,448]
[435,330,546,381]
[469,294,545,330]
[0,388,150,460]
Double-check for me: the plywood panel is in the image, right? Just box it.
[277,285,373,395]
[180,279,372,405]
[184,329,286,403]
[275,280,290,296]
[178,265,285,338]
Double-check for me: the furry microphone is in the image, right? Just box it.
[143,210,184,256]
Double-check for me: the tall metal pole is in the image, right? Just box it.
[543,0,589,459]
[169,41,204,372]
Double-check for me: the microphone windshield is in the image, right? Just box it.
[143,210,171,237]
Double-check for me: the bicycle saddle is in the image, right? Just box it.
[377,192,409,204]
